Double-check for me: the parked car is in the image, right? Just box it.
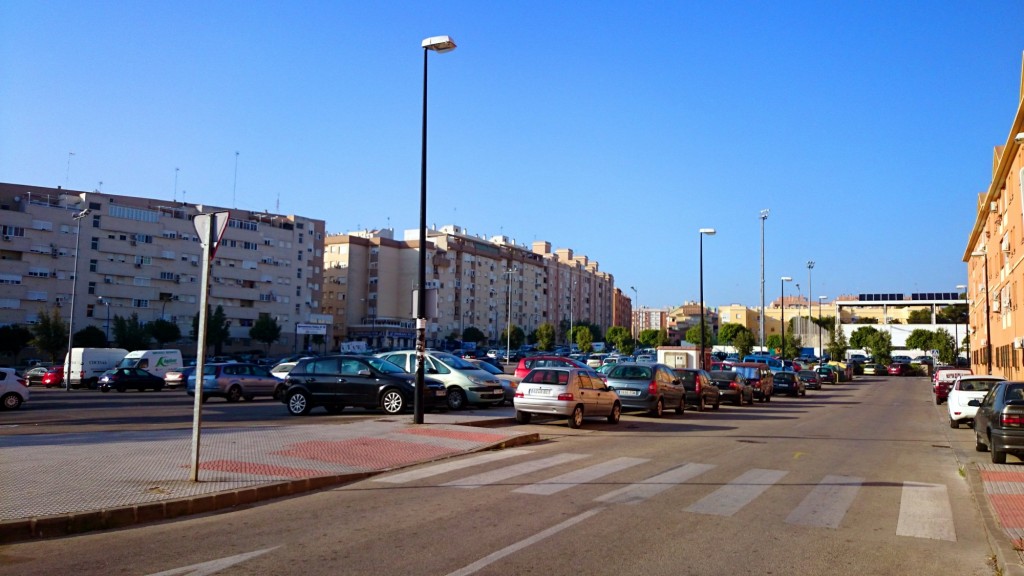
[673,368,721,411]
[772,370,806,397]
[948,375,1005,428]
[891,355,912,364]
[604,362,685,417]
[972,381,1024,463]
[467,358,520,405]
[911,356,935,367]
[41,365,64,388]
[709,370,754,406]
[513,366,621,428]
[0,367,29,409]
[862,363,886,375]
[798,370,822,390]
[163,366,195,390]
[731,362,774,402]
[816,366,838,385]
[187,363,284,403]
[933,368,973,405]
[22,365,50,386]
[887,362,913,376]
[270,361,299,380]
[377,350,504,410]
[282,355,447,416]
[98,367,165,392]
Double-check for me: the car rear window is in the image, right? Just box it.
[709,370,735,381]
[774,372,795,383]
[957,379,998,392]
[673,370,697,385]
[609,365,652,380]
[524,369,568,385]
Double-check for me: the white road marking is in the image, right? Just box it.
[686,468,788,516]
[785,474,864,529]
[372,449,532,484]
[513,456,650,495]
[896,481,956,541]
[595,462,716,505]
[444,508,605,576]
[442,453,589,488]
[145,547,279,576]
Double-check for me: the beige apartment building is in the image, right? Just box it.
[0,183,325,356]
[964,59,1024,378]
[322,225,621,350]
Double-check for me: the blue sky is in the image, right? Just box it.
[2,1,1021,311]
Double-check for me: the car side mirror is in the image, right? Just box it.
[427,368,439,375]
[967,399,981,407]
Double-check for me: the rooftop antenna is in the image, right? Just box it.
[232,151,239,208]
[275,191,280,213]
[65,152,75,190]
[174,167,179,202]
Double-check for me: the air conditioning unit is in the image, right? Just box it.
[134,263,142,268]
[1014,337,1023,350]
[990,202,998,213]
[2,235,10,241]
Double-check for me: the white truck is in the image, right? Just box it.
[116,349,184,381]
[65,347,128,389]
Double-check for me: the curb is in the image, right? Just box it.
[965,459,1024,576]
[0,431,541,544]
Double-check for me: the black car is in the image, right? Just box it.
[22,366,50,386]
[772,371,806,397]
[709,370,754,406]
[98,367,165,392]
[283,355,447,416]
[972,381,1024,463]
[604,362,686,417]
[673,368,720,411]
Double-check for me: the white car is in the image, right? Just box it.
[1,367,29,410]
[271,361,298,380]
[948,375,1005,428]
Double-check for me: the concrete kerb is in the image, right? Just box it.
[0,429,541,544]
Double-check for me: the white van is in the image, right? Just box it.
[65,348,128,389]
[117,349,184,381]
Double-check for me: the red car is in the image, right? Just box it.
[41,366,64,388]
[514,355,605,382]
[887,362,912,376]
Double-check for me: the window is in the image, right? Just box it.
[132,299,150,308]
[110,205,160,223]
[0,273,23,285]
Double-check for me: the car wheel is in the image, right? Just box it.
[381,389,405,415]
[992,446,1007,464]
[976,432,989,452]
[675,396,685,415]
[608,402,621,424]
[287,391,311,415]
[324,404,345,414]
[949,418,959,429]
[935,396,941,405]
[568,405,584,429]
[447,387,466,411]
[733,395,742,407]
[1,393,22,410]
[515,410,532,424]
[649,398,664,418]
[698,396,706,412]
[226,386,242,403]
[747,392,754,405]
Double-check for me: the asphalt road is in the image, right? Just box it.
[0,375,998,576]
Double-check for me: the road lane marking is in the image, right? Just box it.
[145,546,279,576]
[372,449,532,484]
[785,474,864,529]
[513,457,650,495]
[444,508,604,576]
[442,453,589,488]
[686,468,788,516]
[595,462,716,505]
[896,482,956,541]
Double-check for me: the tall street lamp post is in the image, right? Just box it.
[415,35,456,424]
[97,296,111,343]
[970,251,991,374]
[699,228,716,370]
[759,209,769,352]
[506,267,517,363]
[65,207,91,391]
[956,283,967,367]
[817,296,827,361]
[806,261,815,335]
[630,286,638,351]
[780,276,793,359]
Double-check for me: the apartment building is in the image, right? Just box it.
[964,59,1024,377]
[0,183,325,356]
[322,225,619,350]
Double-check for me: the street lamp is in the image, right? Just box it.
[807,261,815,334]
[970,251,991,374]
[97,296,111,343]
[65,207,91,391]
[780,276,793,360]
[630,286,638,352]
[568,277,576,353]
[506,267,517,363]
[759,209,769,352]
[817,296,827,361]
[415,34,456,424]
[956,284,967,368]
[699,228,716,369]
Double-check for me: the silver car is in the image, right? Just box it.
[377,350,504,410]
[513,367,621,428]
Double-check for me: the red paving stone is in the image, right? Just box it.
[981,471,1024,483]
[988,494,1024,528]
[199,460,328,479]
[398,427,510,443]
[274,438,458,468]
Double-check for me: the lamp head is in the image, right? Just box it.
[699,228,716,236]
[781,276,792,282]
[760,209,769,220]
[422,35,457,53]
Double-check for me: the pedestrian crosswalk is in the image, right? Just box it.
[373,449,958,541]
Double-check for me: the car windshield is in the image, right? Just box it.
[775,373,795,383]
[434,352,476,370]
[472,361,502,375]
[609,365,652,380]
[366,357,406,374]
[709,370,736,382]
[733,367,760,380]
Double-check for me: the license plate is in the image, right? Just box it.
[533,387,551,396]
[618,389,640,396]
[436,390,446,397]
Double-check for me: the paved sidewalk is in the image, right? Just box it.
[0,412,535,543]
[973,463,1024,576]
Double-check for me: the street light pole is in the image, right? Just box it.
[699,228,716,370]
[65,207,91,391]
[98,296,111,343]
[780,276,792,360]
[759,209,769,352]
[415,35,456,424]
[970,251,992,375]
[817,296,827,361]
[956,284,967,367]
[630,286,638,353]
[807,260,815,338]
[506,267,516,363]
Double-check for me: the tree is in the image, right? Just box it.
[907,309,932,324]
[685,321,714,348]
[849,326,881,350]
[866,330,893,364]
[765,334,781,354]
[827,327,848,363]
[783,332,802,360]
[499,325,525,351]
[462,326,486,345]
[573,325,593,354]
[905,329,937,353]
[0,325,33,361]
[112,313,152,351]
[605,326,630,351]
[192,305,232,355]
[854,317,879,324]
[30,308,68,364]
[148,319,182,347]
[733,329,755,360]
[249,315,282,352]
[638,329,660,347]
[535,323,556,351]
[933,328,956,365]
[937,304,967,325]
[73,326,107,348]
[717,323,748,345]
